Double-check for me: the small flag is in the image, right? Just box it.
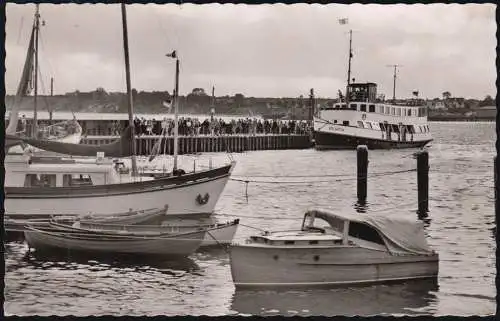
[162,100,173,113]
[338,18,348,25]
[166,50,177,59]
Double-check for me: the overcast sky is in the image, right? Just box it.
[5,3,497,99]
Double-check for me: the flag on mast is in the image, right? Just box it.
[166,50,177,59]
[338,18,348,25]
[162,100,173,113]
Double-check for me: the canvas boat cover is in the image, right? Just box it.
[305,208,434,256]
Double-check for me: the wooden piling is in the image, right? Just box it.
[416,150,429,216]
[357,145,368,204]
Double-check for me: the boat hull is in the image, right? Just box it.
[230,244,439,289]
[5,164,234,226]
[24,227,204,257]
[200,221,239,247]
[314,130,432,150]
[8,131,82,154]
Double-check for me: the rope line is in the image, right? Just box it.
[230,168,417,184]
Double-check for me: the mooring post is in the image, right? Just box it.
[416,150,429,217]
[357,145,368,204]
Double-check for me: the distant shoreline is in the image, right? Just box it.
[428,116,495,122]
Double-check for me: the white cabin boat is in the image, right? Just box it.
[230,208,438,289]
[4,153,235,224]
[314,82,433,150]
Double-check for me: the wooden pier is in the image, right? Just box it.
[81,134,312,155]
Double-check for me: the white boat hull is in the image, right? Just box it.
[201,221,239,247]
[230,244,439,289]
[5,172,230,219]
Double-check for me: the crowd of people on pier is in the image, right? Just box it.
[130,117,312,137]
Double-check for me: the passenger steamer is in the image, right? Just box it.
[313,29,433,150]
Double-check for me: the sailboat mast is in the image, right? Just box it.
[173,58,180,171]
[120,3,138,176]
[345,29,353,104]
[32,4,40,137]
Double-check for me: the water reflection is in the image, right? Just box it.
[230,279,438,316]
[21,249,200,274]
[353,201,369,213]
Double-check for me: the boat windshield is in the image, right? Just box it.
[301,213,345,234]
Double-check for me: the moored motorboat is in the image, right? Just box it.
[4,153,235,224]
[229,208,438,289]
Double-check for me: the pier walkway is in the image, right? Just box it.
[82,134,313,155]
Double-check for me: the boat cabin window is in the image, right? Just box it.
[62,174,94,187]
[342,121,350,126]
[333,120,338,124]
[24,174,57,188]
[341,104,347,109]
[348,221,385,245]
[368,104,375,113]
[391,107,396,115]
[360,104,366,112]
[351,103,357,110]
[63,174,94,186]
[385,106,390,114]
[357,121,364,128]
[408,109,412,116]
[397,108,402,116]
[391,124,400,133]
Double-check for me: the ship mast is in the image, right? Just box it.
[32,4,41,137]
[345,29,353,104]
[387,64,402,101]
[120,3,138,176]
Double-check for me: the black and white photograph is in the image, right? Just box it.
[2,2,497,317]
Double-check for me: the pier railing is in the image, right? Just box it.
[81,134,312,155]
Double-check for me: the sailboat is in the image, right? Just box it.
[6,4,82,154]
[4,4,236,232]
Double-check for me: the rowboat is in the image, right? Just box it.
[230,208,439,289]
[49,215,239,247]
[24,224,206,257]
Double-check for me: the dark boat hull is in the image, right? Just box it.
[314,131,432,150]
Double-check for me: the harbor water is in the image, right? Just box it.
[4,121,496,316]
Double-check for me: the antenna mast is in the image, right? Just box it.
[387,64,402,101]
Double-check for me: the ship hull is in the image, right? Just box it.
[314,130,432,150]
